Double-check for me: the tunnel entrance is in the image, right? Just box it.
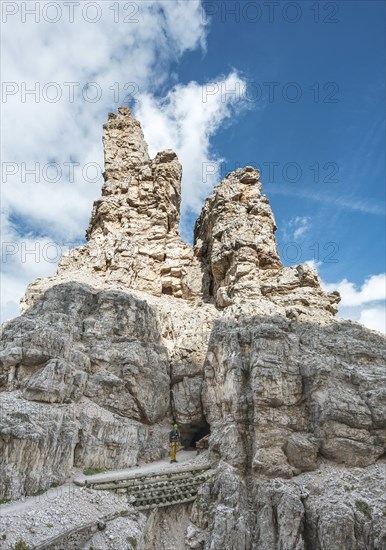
[178,419,210,450]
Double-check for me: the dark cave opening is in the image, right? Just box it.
[162,285,173,295]
[179,419,211,450]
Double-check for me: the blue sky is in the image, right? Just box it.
[1,0,385,331]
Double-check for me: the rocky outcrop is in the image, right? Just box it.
[194,167,281,302]
[203,316,386,477]
[194,167,340,317]
[2,283,171,423]
[21,107,203,312]
[193,461,386,550]
[0,391,78,497]
[1,107,385,549]
[0,284,171,497]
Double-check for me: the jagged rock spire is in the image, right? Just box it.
[194,166,282,306]
[194,166,339,315]
[86,106,182,242]
[33,106,204,302]
[103,106,150,174]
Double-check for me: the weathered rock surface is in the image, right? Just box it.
[0,391,78,498]
[203,316,386,477]
[2,283,171,423]
[194,167,340,317]
[192,461,386,550]
[0,284,171,498]
[21,107,204,311]
[1,107,385,549]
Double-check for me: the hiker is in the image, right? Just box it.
[169,422,181,463]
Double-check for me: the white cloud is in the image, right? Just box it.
[1,212,68,322]
[322,273,386,307]
[320,273,386,334]
[282,216,311,242]
[358,306,386,334]
[303,261,386,334]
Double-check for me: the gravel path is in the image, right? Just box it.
[74,449,200,485]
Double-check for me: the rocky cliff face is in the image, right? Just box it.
[1,108,385,549]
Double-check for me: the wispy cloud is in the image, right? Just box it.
[267,185,385,216]
[282,216,311,242]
